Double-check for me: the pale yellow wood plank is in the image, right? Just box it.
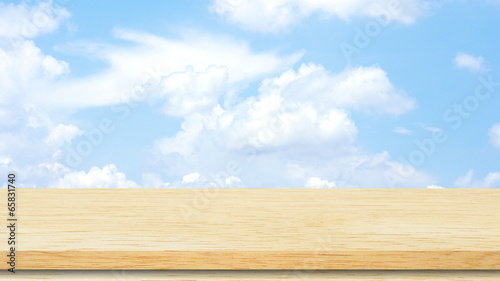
[1,189,499,269]
[1,270,500,280]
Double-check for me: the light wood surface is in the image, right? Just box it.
[1,270,500,280]
[1,189,499,270]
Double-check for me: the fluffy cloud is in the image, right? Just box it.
[0,160,142,188]
[1,1,434,190]
[0,1,303,190]
[259,64,415,116]
[454,52,487,73]
[53,164,139,188]
[157,65,228,116]
[0,40,69,104]
[0,1,70,130]
[305,177,336,188]
[0,1,70,98]
[211,0,430,32]
[176,171,242,188]
[0,1,302,189]
[26,29,302,110]
[1,2,301,111]
[45,124,83,146]
[0,1,70,39]
[11,162,242,189]
[157,63,414,157]
[182,172,201,184]
[454,170,500,188]
[0,105,83,169]
[141,173,170,188]
[151,63,430,188]
[0,2,73,166]
[489,123,500,149]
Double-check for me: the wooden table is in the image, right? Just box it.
[1,188,499,278]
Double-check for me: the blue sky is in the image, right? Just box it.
[1,0,500,188]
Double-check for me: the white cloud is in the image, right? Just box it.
[1,5,301,111]
[0,3,304,189]
[157,64,414,157]
[182,172,201,184]
[489,123,500,149]
[259,63,415,116]
[426,184,444,189]
[454,52,487,73]
[158,65,228,116]
[210,0,430,32]
[176,172,242,188]
[393,126,412,134]
[0,1,69,106]
[0,1,435,190]
[156,93,359,157]
[142,173,170,188]
[0,161,141,188]
[0,156,12,165]
[0,1,303,190]
[54,164,139,188]
[0,105,82,169]
[225,176,242,185]
[0,156,13,189]
[481,172,500,188]
[151,63,430,188]
[454,170,500,188]
[0,1,70,39]
[38,162,71,177]
[45,124,83,146]
[0,40,69,104]
[305,177,336,188]
[25,29,302,110]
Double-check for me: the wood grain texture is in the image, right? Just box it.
[1,270,500,280]
[1,189,499,270]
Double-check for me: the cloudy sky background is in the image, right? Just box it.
[1,0,499,188]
